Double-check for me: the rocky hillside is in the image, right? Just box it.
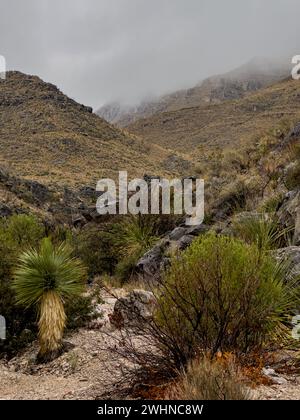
[97,57,290,127]
[0,71,177,189]
[126,77,300,159]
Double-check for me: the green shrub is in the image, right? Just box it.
[65,294,95,329]
[72,227,118,277]
[0,214,45,250]
[166,357,250,400]
[71,214,176,281]
[217,178,254,216]
[0,278,37,358]
[154,233,299,368]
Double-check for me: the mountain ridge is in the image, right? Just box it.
[97,57,291,127]
[0,71,181,189]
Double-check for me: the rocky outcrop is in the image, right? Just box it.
[136,223,208,283]
[277,190,300,245]
[274,246,300,279]
[110,290,156,328]
[279,122,300,150]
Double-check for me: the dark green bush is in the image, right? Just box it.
[0,278,37,358]
[155,233,298,368]
[72,226,118,277]
[65,294,96,329]
[0,214,45,250]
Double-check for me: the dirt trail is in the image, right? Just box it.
[0,327,128,400]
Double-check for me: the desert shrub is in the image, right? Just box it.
[72,226,119,277]
[114,215,158,257]
[166,357,250,400]
[156,234,298,365]
[113,233,299,381]
[222,151,250,173]
[231,213,291,251]
[72,214,177,281]
[0,277,37,358]
[65,294,95,330]
[287,139,300,161]
[115,254,140,283]
[49,225,73,245]
[0,214,45,250]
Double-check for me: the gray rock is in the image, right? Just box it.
[277,190,300,245]
[262,367,288,385]
[169,227,187,241]
[279,122,300,150]
[110,289,156,328]
[178,235,194,250]
[136,240,170,283]
[273,246,300,278]
[136,224,208,283]
[0,203,13,217]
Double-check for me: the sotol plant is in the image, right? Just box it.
[12,238,86,361]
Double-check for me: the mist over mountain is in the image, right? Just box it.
[97,56,292,126]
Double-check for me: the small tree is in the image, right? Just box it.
[12,238,86,361]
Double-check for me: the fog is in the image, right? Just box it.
[0,0,299,108]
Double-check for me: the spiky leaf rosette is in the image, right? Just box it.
[12,238,86,359]
[13,238,86,308]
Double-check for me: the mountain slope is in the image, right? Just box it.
[0,71,176,188]
[97,57,291,127]
[126,77,300,163]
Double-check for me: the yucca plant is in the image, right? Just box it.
[12,238,86,361]
[113,215,159,282]
[231,213,292,251]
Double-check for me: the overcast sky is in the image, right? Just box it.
[0,0,299,109]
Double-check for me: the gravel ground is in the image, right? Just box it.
[1,292,300,400]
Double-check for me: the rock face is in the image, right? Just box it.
[277,190,300,245]
[274,246,300,279]
[136,223,208,283]
[279,121,300,150]
[110,290,156,328]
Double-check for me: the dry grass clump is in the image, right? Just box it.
[166,356,251,400]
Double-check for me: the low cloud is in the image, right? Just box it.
[0,0,299,108]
